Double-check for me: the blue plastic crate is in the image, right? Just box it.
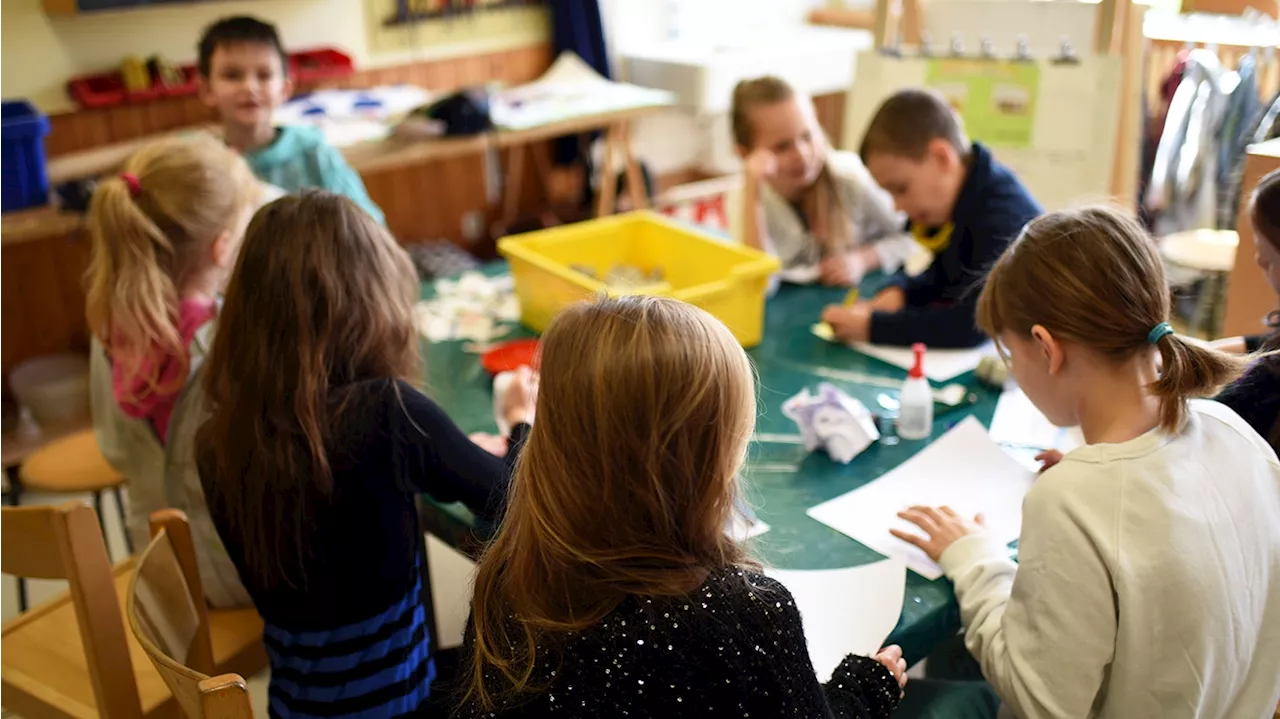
[1,100,51,213]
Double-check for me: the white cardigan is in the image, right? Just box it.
[940,400,1280,718]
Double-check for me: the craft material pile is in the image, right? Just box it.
[414,272,521,343]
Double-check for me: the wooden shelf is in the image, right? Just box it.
[808,6,876,30]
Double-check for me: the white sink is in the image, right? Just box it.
[624,27,874,115]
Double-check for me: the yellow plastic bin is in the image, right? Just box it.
[498,211,781,347]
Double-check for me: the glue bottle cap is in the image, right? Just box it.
[909,343,926,379]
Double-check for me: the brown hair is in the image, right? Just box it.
[465,296,758,710]
[85,135,258,401]
[859,88,969,162]
[195,191,421,589]
[730,75,796,148]
[977,205,1246,433]
[1251,168,1280,251]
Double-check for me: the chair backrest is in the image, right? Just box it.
[128,509,251,719]
[0,501,144,719]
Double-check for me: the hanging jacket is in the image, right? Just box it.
[1217,54,1263,228]
[1146,50,1228,236]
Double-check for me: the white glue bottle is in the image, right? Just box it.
[897,343,933,440]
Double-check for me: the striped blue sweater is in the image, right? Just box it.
[201,380,527,717]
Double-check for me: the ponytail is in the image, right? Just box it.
[1149,333,1248,433]
[84,135,258,400]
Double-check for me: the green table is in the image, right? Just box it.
[418,272,1001,665]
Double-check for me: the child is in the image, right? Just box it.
[86,135,259,607]
[458,296,908,717]
[197,16,386,224]
[727,76,916,285]
[195,190,534,716]
[894,206,1280,718]
[823,88,1042,348]
[1216,168,1280,454]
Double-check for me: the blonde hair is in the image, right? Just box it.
[197,191,421,590]
[465,296,758,710]
[85,135,258,397]
[977,205,1246,433]
[729,75,852,255]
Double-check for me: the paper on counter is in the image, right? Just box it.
[425,534,479,649]
[807,416,1034,579]
[852,342,995,383]
[765,559,906,682]
[989,387,1085,453]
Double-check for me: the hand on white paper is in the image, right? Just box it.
[501,366,538,428]
[1035,449,1065,473]
[890,506,986,562]
[874,644,908,697]
[469,432,508,457]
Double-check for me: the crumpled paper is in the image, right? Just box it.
[414,272,521,342]
[782,383,880,464]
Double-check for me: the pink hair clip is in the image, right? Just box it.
[119,172,141,198]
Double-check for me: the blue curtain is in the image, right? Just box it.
[549,0,611,165]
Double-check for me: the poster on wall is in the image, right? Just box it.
[365,0,550,60]
[843,53,1122,211]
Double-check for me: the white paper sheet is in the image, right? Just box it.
[425,534,479,649]
[807,416,1034,579]
[851,342,995,383]
[989,388,1085,453]
[765,559,906,682]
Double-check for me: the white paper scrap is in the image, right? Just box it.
[851,342,996,383]
[425,534,479,649]
[806,416,1034,579]
[765,559,906,682]
[989,387,1085,453]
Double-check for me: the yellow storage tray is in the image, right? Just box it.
[498,211,781,347]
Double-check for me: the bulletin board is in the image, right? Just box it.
[843,53,1124,212]
[364,1,550,61]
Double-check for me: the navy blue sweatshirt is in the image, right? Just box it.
[870,143,1042,348]
[1218,332,1280,455]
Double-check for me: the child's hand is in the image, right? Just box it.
[501,366,538,428]
[744,148,778,183]
[873,644,909,697]
[890,505,986,562]
[1035,449,1064,473]
[868,286,906,313]
[819,252,865,287]
[821,304,873,342]
[469,432,508,457]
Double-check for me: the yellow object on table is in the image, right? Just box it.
[499,211,781,347]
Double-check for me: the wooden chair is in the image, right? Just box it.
[17,428,132,553]
[127,509,254,719]
[2,502,269,718]
[1,501,145,718]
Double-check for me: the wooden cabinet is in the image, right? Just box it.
[1222,138,1280,338]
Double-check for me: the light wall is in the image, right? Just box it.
[2,0,549,114]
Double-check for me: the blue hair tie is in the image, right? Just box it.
[1147,322,1174,345]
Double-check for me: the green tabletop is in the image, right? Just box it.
[418,270,1002,665]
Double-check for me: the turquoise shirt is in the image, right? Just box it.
[244,125,385,225]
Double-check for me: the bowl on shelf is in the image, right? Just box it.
[8,353,90,430]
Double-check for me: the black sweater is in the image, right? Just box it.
[870,143,1043,349]
[454,567,901,718]
[201,379,525,717]
[1218,333,1280,455]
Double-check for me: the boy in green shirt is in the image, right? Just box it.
[197,16,385,224]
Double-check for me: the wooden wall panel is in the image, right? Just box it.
[813,92,847,150]
[1,230,93,379]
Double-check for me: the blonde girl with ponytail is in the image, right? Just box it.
[891,205,1280,718]
[87,134,260,606]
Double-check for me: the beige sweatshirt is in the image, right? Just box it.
[939,400,1280,719]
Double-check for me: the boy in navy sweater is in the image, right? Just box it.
[823,89,1042,348]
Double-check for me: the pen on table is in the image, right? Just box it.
[843,288,860,306]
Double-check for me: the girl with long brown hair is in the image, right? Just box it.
[893,206,1280,718]
[728,76,915,286]
[196,191,535,717]
[457,296,907,718]
[87,134,260,605]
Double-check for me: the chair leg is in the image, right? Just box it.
[112,485,133,555]
[92,490,111,559]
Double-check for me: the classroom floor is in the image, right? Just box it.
[0,485,478,718]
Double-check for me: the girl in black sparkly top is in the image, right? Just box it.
[452,296,907,718]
